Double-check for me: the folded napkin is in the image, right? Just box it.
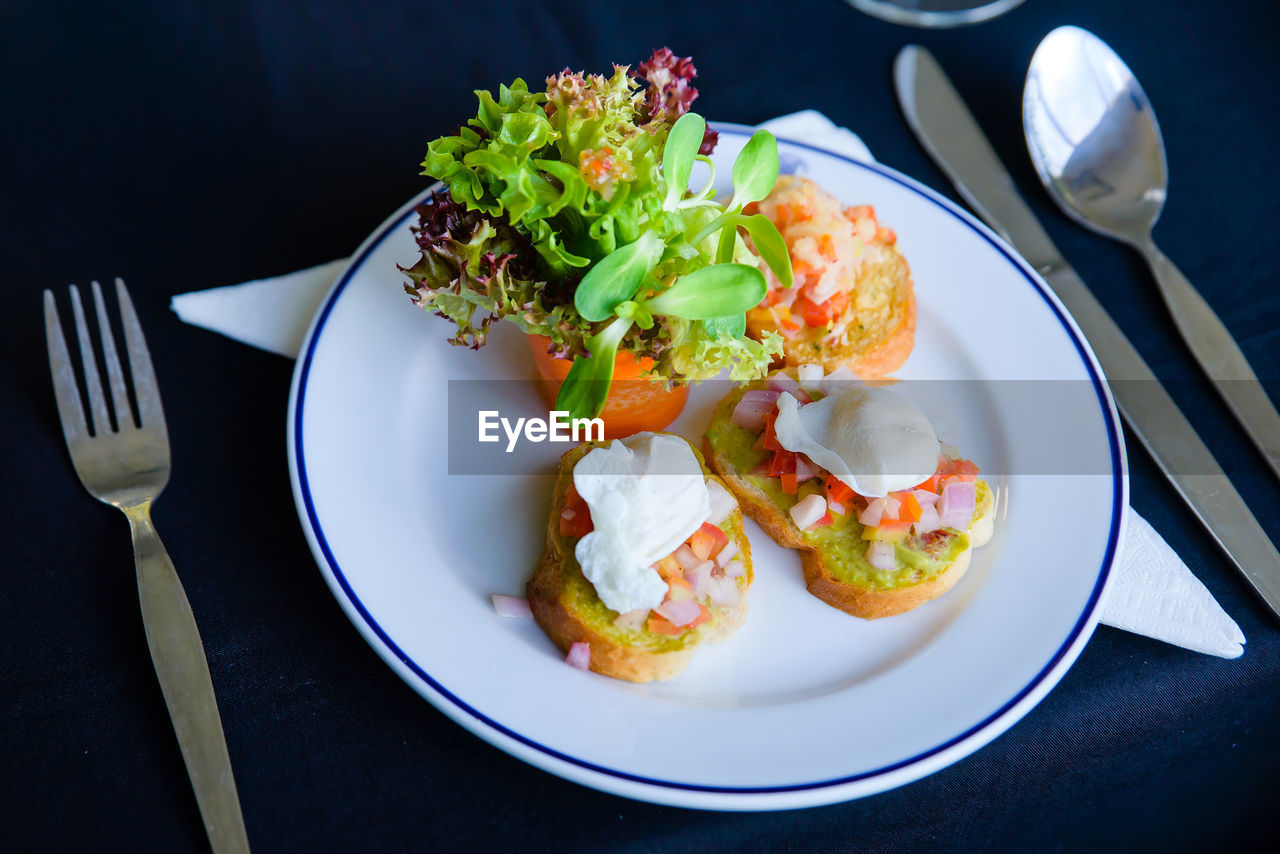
[172,110,1245,659]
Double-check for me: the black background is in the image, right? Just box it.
[3,0,1278,850]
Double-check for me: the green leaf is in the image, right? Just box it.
[733,213,793,288]
[703,314,747,339]
[644,264,768,320]
[662,112,706,210]
[573,231,663,322]
[729,129,780,208]
[554,316,632,419]
[614,299,654,330]
[715,222,737,265]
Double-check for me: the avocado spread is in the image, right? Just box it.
[704,388,986,591]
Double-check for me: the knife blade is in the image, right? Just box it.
[893,44,1280,619]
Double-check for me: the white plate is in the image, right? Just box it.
[287,125,1125,810]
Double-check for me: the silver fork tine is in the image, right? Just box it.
[91,280,135,430]
[43,290,89,444]
[69,284,112,436]
[114,278,167,435]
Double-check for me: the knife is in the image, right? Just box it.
[893,45,1280,619]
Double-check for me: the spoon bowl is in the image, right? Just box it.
[1023,25,1280,481]
[1023,26,1167,245]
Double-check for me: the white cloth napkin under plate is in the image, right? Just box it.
[172,110,1245,658]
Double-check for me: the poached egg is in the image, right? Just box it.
[773,387,939,498]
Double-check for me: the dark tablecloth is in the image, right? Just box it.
[4,0,1278,850]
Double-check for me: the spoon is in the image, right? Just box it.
[1023,25,1280,481]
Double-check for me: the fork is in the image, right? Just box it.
[44,279,250,854]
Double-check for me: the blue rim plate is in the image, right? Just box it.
[287,125,1125,810]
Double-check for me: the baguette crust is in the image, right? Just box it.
[703,404,993,620]
[526,438,753,682]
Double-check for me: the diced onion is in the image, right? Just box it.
[560,507,575,520]
[794,455,821,483]
[789,493,827,530]
[613,609,647,631]
[723,560,746,578]
[819,365,862,395]
[566,642,591,671]
[685,560,715,600]
[828,500,846,516]
[706,478,739,525]
[913,489,940,506]
[706,576,741,606]
[797,363,825,391]
[859,497,885,527]
[939,481,976,529]
[882,495,901,519]
[656,597,703,627]
[731,389,782,431]
[866,540,897,571]
[914,502,942,534]
[674,544,701,572]
[715,540,740,568]
[767,372,802,396]
[491,594,533,619]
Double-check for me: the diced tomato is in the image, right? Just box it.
[775,201,812,229]
[691,522,729,560]
[780,472,798,495]
[940,458,980,483]
[892,490,924,523]
[798,290,851,328]
[778,315,801,333]
[765,288,784,307]
[767,449,797,478]
[664,575,696,602]
[824,475,855,504]
[913,473,941,494]
[862,520,912,542]
[875,226,897,244]
[653,554,681,581]
[790,256,815,276]
[687,603,712,629]
[817,233,837,262]
[559,485,594,537]
[647,614,685,636]
[754,409,783,452]
[827,290,851,316]
[797,296,828,328]
[844,204,874,222]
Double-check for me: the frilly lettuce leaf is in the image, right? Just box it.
[664,320,783,381]
[399,191,589,353]
[407,50,778,387]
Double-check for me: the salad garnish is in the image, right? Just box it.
[401,49,792,418]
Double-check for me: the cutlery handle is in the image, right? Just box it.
[1141,239,1280,479]
[126,502,251,854]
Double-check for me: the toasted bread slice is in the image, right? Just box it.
[526,437,753,682]
[746,175,916,378]
[747,250,916,378]
[702,384,993,620]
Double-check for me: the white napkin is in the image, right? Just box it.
[171,110,1245,658]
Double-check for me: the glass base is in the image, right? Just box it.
[845,0,1026,28]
